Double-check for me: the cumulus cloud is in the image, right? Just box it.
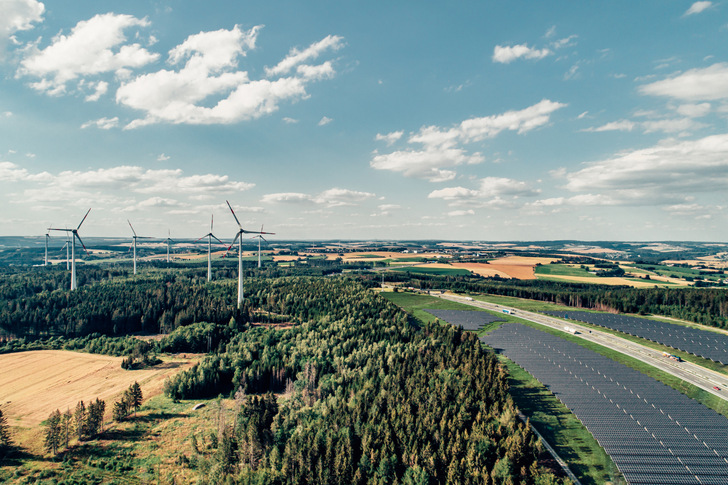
[639,63,728,101]
[561,133,728,205]
[371,99,566,181]
[18,13,158,96]
[429,177,540,208]
[0,0,44,54]
[492,44,552,63]
[262,187,375,207]
[116,27,343,128]
[318,116,332,126]
[676,103,711,117]
[375,131,403,145]
[684,1,712,16]
[582,117,705,135]
[582,120,636,132]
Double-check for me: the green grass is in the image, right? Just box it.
[500,355,624,485]
[535,264,596,277]
[388,266,471,276]
[381,291,497,325]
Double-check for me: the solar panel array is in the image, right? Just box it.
[543,310,728,364]
[482,323,728,485]
[424,309,502,331]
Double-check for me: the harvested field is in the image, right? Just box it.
[272,255,302,261]
[450,263,512,279]
[310,251,452,261]
[485,256,558,280]
[538,274,676,288]
[0,350,197,428]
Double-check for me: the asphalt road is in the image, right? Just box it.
[438,293,728,401]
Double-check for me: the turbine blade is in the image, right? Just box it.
[77,208,91,230]
[127,219,137,237]
[48,228,72,233]
[75,233,89,254]
[226,200,242,228]
[211,214,214,233]
[212,235,224,245]
[194,235,206,243]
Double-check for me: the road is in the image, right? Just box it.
[438,293,728,401]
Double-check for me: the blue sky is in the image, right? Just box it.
[1,1,727,241]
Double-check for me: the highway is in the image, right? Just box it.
[438,293,728,402]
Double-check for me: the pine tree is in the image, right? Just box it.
[130,382,143,416]
[62,409,72,450]
[44,409,62,455]
[73,401,86,441]
[0,407,12,450]
[86,399,105,437]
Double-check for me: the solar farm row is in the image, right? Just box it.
[543,310,728,364]
[424,309,502,331]
[482,323,728,485]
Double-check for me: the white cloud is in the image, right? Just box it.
[282,117,298,124]
[117,28,342,128]
[262,187,375,207]
[684,1,712,16]
[492,43,552,63]
[264,35,344,77]
[18,13,159,95]
[318,116,332,126]
[428,177,540,209]
[676,102,711,117]
[375,131,403,146]
[80,117,119,130]
[639,63,728,101]
[83,81,108,102]
[563,133,728,205]
[371,99,566,181]
[640,118,706,134]
[582,120,635,132]
[157,153,170,162]
[0,0,44,54]
[447,209,475,217]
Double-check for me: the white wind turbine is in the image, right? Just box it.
[44,230,50,266]
[164,229,174,264]
[48,208,91,291]
[250,225,273,268]
[59,233,70,270]
[127,220,152,275]
[224,200,273,308]
[195,215,224,282]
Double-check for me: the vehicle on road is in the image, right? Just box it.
[714,386,721,391]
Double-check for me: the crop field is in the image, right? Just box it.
[389,265,471,276]
[0,350,197,430]
[448,262,512,278]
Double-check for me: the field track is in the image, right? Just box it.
[0,350,196,428]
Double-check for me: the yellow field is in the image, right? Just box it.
[0,350,197,429]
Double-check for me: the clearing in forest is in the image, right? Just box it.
[0,350,197,428]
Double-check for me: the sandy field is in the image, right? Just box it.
[272,255,303,261]
[485,256,559,280]
[538,274,679,288]
[0,350,197,428]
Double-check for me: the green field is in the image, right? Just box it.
[535,264,596,277]
[388,266,471,276]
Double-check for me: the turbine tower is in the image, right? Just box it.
[250,225,273,268]
[60,237,70,270]
[196,215,224,282]
[48,208,91,291]
[164,229,174,264]
[127,220,151,275]
[44,231,50,266]
[224,200,273,308]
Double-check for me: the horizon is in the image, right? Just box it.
[1,1,728,240]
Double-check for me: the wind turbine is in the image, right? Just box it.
[250,225,274,268]
[48,208,91,291]
[196,215,224,282]
[127,220,152,275]
[224,200,273,308]
[44,231,50,266]
[164,229,174,264]
[59,234,70,270]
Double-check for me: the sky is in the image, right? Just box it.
[0,1,727,241]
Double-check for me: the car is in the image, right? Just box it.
[713,386,721,391]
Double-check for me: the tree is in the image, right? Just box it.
[130,382,143,415]
[86,398,105,436]
[62,408,72,450]
[73,401,86,440]
[0,407,12,451]
[44,409,62,455]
